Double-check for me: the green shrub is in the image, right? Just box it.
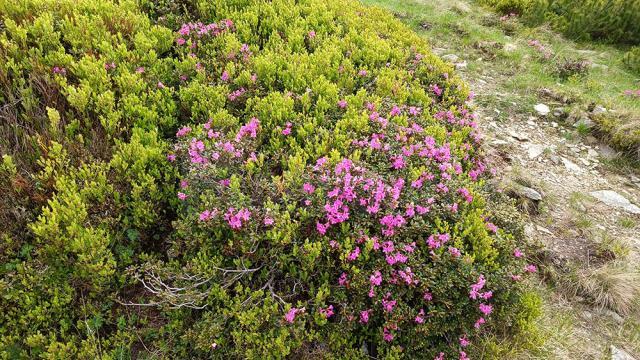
[624,47,640,74]
[0,0,537,358]
[479,0,640,45]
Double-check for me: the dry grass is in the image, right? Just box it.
[575,262,640,315]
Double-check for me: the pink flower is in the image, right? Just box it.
[136,67,145,73]
[167,154,176,162]
[316,222,328,235]
[391,155,405,169]
[308,30,316,38]
[474,317,485,329]
[423,291,433,301]
[177,192,187,200]
[415,309,425,324]
[479,303,493,316]
[382,327,394,342]
[157,81,166,89]
[224,207,251,229]
[514,248,523,258]
[303,183,315,194]
[370,271,382,286]
[221,71,230,81]
[347,247,360,261]
[460,336,470,347]
[236,117,260,141]
[176,126,191,137]
[338,99,347,109]
[382,294,396,313]
[525,264,537,273]
[176,38,186,45]
[338,272,348,286]
[486,222,498,233]
[199,209,217,221]
[390,105,401,117]
[263,217,274,226]
[469,274,486,300]
[360,309,371,323]
[284,307,301,323]
[319,305,334,318]
[358,69,368,76]
[430,84,442,96]
[449,247,461,258]
[282,122,292,135]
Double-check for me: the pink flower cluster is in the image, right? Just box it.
[528,39,552,59]
[623,89,640,97]
[223,207,251,229]
[176,19,233,47]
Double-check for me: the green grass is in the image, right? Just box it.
[362,0,640,158]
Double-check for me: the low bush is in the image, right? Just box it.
[478,0,640,45]
[0,0,536,358]
[623,47,640,75]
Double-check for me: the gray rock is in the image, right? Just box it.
[562,157,583,174]
[442,54,459,62]
[598,144,618,160]
[527,144,545,159]
[515,185,543,201]
[508,130,529,141]
[574,117,595,129]
[611,345,636,360]
[590,190,640,214]
[592,105,607,115]
[534,103,550,116]
[602,309,624,324]
[455,61,467,70]
[504,43,517,52]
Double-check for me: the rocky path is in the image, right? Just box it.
[436,47,640,360]
[429,6,640,357]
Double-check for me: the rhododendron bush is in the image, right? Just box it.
[0,0,537,358]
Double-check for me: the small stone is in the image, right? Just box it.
[536,225,553,235]
[592,105,607,115]
[526,144,545,159]
[515,185,543,201]
[581,311,593,320]
[574,117,595,129]
[587,149,598,158]
[602,309,624,324]
[504,43,517,52]
[534,103,550,116]
[508,130,529,141]
[598,144,618,160]
[562,157,583,174]
[611,345,635,360]
[442,54,459,62]
[455,61,467,70]
[590,190,640,214]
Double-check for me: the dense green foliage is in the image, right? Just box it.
[0,0,535,358]
[624,47,640,75]
[478,0,640,45]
